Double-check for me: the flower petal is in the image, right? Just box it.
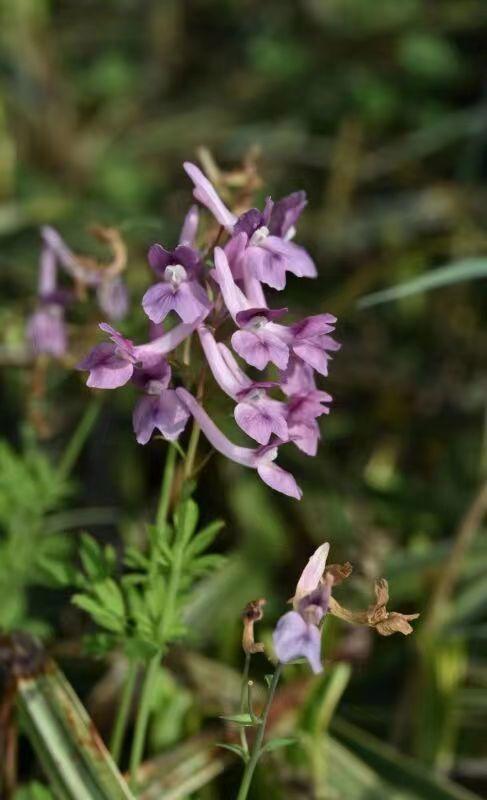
[293,543,330,607]
[78,343,134,389]
[179,205,199,246]
[256,462,302,499]
[273,611,323,673]
[133,391,190,445]
[232,330,289,371]
[183,162,237,230]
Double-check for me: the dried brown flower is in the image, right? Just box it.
[242,598,267,654]
[328,577,419,637]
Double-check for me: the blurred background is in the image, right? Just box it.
[1,1,486,798]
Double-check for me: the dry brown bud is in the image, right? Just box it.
[242,598,267,655]
[325,562,353,585]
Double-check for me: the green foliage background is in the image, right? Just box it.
[0,0,486,797]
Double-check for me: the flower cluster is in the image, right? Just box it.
[78,162,340,499]
[27,226,129,358]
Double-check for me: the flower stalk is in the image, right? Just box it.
[235,665,282,800]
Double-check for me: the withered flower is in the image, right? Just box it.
[242,598,267,654]
[328,577,419,636]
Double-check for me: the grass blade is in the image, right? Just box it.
[358,259,487,308]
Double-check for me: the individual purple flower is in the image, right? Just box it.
[280,359,332,456]
[27,305,67,358]
[133,392,190,445]
[27,244,68,358]
[175,388,302,499]
[212,247,290,370]
[142,243,211,324]
[184,162,316,290]
[289,315,340,377]
[198,326,288,445]
[273,543,332,674]
[97,276,129,320]
[234,205,316,291]
[77,324,138,389]
[78,319,201,389]
[131,361,190,445]
[232,307,290,371]
[234,385,288,446]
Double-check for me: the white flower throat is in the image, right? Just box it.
[164,264,187,289]
[249,225,269,247]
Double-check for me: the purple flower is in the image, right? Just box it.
[273,612,324,674]
[280,359,332,456]
[289,315,340,377]
[78,318,202,390]
[273,543,331,673]
[27,305,67,358]
[212,247,290,370]
[77,324,138,389]
[175,388,302,499]
[142,243,211,324]
[234,385,288,446]
[26,244,68,358]
[268,191,307,239]
[232,308,290,371]
[133,390,190,445]
[199,324,288,445]
[183,162,237,230]
[241,228,316,291]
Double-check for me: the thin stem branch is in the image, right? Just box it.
[239,653,251,758]
[109,660,138,765]
[236,665,282,800]
[184,420,200,481]
[57,398,102,479]
[129,656,159,789]
[128,444,181,789]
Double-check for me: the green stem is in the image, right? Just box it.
[110,660,138,766]
[57,398,102,480]
[128,449,189,790]
[184,420,200,480]
[128,655,159,789]
[155,444,177,534]
[236,665,282,800]
[239,652,251,758]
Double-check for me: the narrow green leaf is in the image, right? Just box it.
[358,258,487,308]
[72,593,124,633]
[15,646,135,799]
[79,533,105,580]
[301,663,352,735]
[261,737,297,754]
[92,579,125,619]
[174,498,199,544]
[219,712,256,727]
[215,742,248,760]
[185,520,225,558]
[123,547,150,570]
[332,717,482,800]
[189,554,226,576]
